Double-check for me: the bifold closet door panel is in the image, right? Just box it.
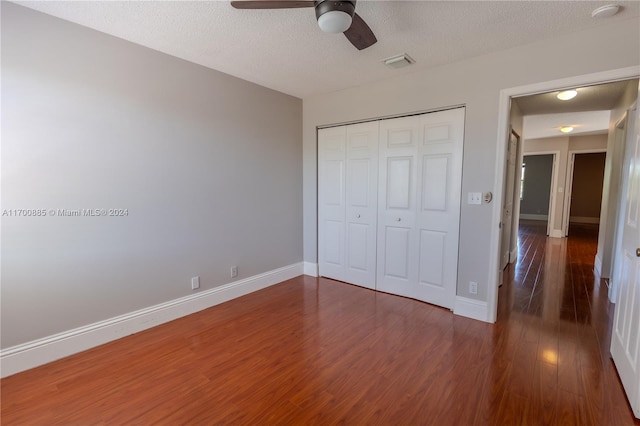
[318,126,347,282]
[377,115,422,299]
[344,121,379,289]
[318,122,379,288]
[377,108,465,309]
[415,108,465,309]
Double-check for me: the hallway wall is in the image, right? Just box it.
[522,134,608,237]
[570,152,606,223]
[520,154,554,221]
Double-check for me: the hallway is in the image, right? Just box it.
[495,220,639,424]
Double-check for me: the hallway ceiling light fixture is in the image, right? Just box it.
[591,4,621,19]
[557,89,578,101]
[559,126,574,133]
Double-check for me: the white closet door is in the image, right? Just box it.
[318,122,378,288]
[344,121,379,289]
[318,126,347,281]
[377,115,421,298]
[377,108,465,309]
[415,108,465,309]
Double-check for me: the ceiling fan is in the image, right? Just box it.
[230,1,377,50]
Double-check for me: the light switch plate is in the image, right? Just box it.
[468,192,482,205]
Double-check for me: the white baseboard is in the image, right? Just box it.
[549,229,564,238]
[594,253,603,277]
[509,248,517,264]
[304,262,318,277]
[0,262,304,378]
[569,216,600,224]
[454,296,490,323]
[608,277,618,303]
[520,214,548,221]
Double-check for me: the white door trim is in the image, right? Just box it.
[610,108,634,303]
[521,151,560,237]
[500,129,520,270]
[488,65,640,323]
[511,130,523,263]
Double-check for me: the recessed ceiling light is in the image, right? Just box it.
[557,90,578,101]
[592,4,620,19]
[560,126,574,133]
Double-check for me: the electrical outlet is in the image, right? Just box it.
[191,276,200,290]
[469,281,478,295]
[231,266,238,278]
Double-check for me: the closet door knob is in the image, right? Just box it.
[356,214,361,218]
[636,248,640,257]
[396,217,402,222]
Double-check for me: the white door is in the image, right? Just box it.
[501,131,518,269]
[318,122,379,289]
[377,115,420,299]
[318,126,347,282]
[611,98,640,419]
[344,121,379,289]
[377,108,465,309]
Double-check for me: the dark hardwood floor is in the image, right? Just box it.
[2,221,639,424]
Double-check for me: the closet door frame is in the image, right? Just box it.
[318,107,465,310]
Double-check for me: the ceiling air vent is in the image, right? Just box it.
[383,53,415,69]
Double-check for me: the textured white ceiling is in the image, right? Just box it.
[14,1,640,99]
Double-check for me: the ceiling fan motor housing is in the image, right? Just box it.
[230,0,375,49]
[315,1,356,23]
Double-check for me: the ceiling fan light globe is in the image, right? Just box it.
[318,10,352,33]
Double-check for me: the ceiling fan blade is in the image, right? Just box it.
[343,12,377,50]
[231,1,314,9]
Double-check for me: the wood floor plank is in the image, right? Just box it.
[557,332,583,395]
[556,389,591,426]
[2,221,639,424]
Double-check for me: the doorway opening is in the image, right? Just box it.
[489,67,640,325]
[490,67,639,419]
[498,77,638,299]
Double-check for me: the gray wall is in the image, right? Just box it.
[521,136,569,234]
[520,155,553,218]
[1,3,302,348]
[303,16,639,302]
